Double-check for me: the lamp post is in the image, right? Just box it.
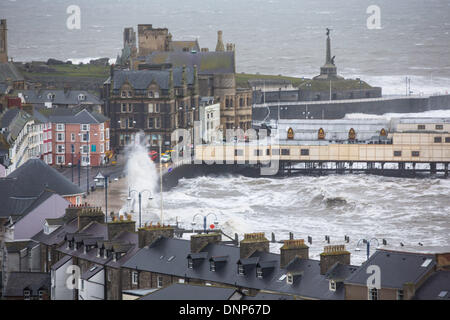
[192,213,219,233]
[94,173,109,223]
[356,238,379,261]
[128,189,153,228]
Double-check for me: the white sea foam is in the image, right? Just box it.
[122,132,159,224]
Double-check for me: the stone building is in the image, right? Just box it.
[105,65,199,150]
[0,19,7,64]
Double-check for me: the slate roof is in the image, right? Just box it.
[45,108,108,125]
[3,272,50,297]
[80,265,103,280]
[169,40,200,53]
[4,240,39,253]
[345,249,436,289]
[145,51,235,75]
[242,292,294,300]
[413,271,450,300]
[18,90,102,105]
[112,66,194,91]
[0,63,25,82]
[0,82,9,94]
[0,108,32,144]
[5,158,83,197]
[32,218,78,246]
[139,283,238,300]
[122,237,353,300]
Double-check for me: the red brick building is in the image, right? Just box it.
[40,108,110,167]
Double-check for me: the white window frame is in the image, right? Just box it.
[56,124,64,131]
[56,145,64,154]
[329,280,336,292]
[81,124,89,132]
[238,264,245,276]
[157,276,163,288]
[56,155,65,164]
[132,271,138,285]
[56,133,65,142]
[368,288,379,300]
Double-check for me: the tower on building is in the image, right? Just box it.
[0,19,8,63]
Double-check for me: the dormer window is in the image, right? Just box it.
[66,241,70,250]
[256,267,263,279]
[127,91,132,97]
[78,93,86,101]
[83,246,87,255]
[329,280,336,292]
[121,91,126,97]
[238,264,245,276]
[96,248,101,258]
[24,289,31,300]
[113,253,117,262]
[188,258,193,269]
[210,261,216,272]
[287,274,293,285]
[47,93,55,100]
[148,91,154,98]
[103,249,108,259]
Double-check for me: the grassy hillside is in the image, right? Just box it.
[235,72,373,91]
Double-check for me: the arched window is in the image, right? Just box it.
[318,128,325,140]
[380,128,387,136]
[348,128,356,140]
[287,128,294,140]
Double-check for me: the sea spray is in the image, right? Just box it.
[121,132,160,224]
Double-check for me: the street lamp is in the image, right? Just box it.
[356,238,379,261]
[94,172,110,223]
[128,189,153,228]
[191,213,219,233]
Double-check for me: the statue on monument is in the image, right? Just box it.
[326,28,331,36]
[331,55,335,65]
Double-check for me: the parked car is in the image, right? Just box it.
[161,153,171,163]
[148,150,158,161]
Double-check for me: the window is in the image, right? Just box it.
[82,145,88,154]
[24,290,31,300]
[446,137,450,143]
[434,137,442,143]
[127,91,132,97]
[412,151,420,157]
[368,288,379,300]
[48,251,52,262]
[121,103,127,113]
[105,128,109,139]
[238,264,245,276]
[148,118,154,129]
[397,289,404,300]
[329,280,336,292]
[121,91,126,97]
[100,144,104,153]
[301,149,309,156]
[132,271,138,285]
[71,133,75,142]
[81,133,89,142]
[56,156,65,164]
[178,278,185,284]
[100,132,104,141]
[394,151,402,157]
[188,258,193,269]
[256,268,263,279]
[157,276,163,288]
[418,125,425,130]
[56,133,64,142]
[254,149,262,156]
[210,261,216,272]
[155,118,161,129]
[106,141,110,151]
[234,149,243,156]
[287,274,293,285]
[81,280,85,291]
[281,149,290,156]
[436,125,443,130]
[148,103,154,113]
[57,145,64,153]
[56,124,64,131]
[81,124,89,131]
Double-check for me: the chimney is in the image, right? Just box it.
[215,30,224,52]
[138,223,174,248]
[107,214,136,240]
[280,239,309,268]
[436,253,450,271]
[240,233,269,259]
[63,204,83,223]
[190,232,222,253]
[77,205,105,231]
[320,245,351,275]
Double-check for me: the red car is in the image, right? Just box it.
[148,151,158,161]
